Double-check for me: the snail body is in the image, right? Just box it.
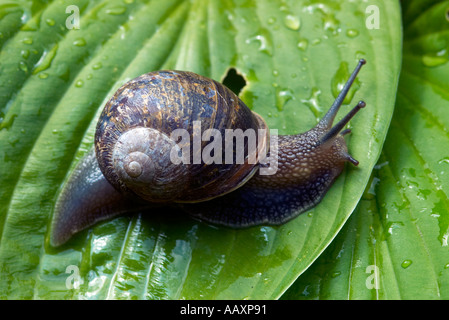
[50,60,366,247]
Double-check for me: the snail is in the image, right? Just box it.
[50,59,366,247]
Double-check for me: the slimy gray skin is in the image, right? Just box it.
[50,59,366,247]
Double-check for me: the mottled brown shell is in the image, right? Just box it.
[95,70,268,203]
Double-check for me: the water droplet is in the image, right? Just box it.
[33,44,58,75]
[38,72,49,79]
[441,232,449,247]
[311,38,321,46]
[75,79,84,87]
[0,102,18,131]
[21,19,39,31]
[276,88,294,111]
[401,260,412,269]
[267,16,276,24]
[304,3,341,35]
[245,28,273,56]
[422,50,448,67]
[21,49,30,59]
[87,73,93,80]
[346,29,359,38]
[297,39,308,51]
[384,221,404,238]
[445,263,449,269]
[331,271,341,278]
[118,25,128,40]
[18,61,28,73]
[331,61,360,105]
[73,38,86,47]
[323,15,340,35]
[438,157,449,165]
[284,14,300,31]
[301,87,322,119]
[45,18,55,26]
[92,62,103,70]
[106,5,126,15]
[22,37,33,45]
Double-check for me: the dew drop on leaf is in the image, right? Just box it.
[18,61,28,73]
[106,5,127,15]
[346,29,359,38]
[422,51,448,67]
[92,62,103,70]
[401,260,412,269]
[284,14,301,31]
[22,37,33,44]
[73,38,87,47]
[45,18,55,26]
[301,87,322,119]
[276,88,294,111]
[33,45,58,75]
[331,61,360,105]
[297,39,308,51]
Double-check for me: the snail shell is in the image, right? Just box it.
[95,71,268,203]
[50,60,366,247]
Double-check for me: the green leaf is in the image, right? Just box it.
[282,0,449,300]
[0,0,401,299]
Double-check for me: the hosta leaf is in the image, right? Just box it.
[0,0,401,299]
[282,0,449,300]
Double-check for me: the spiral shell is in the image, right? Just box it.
[95,70,268,203]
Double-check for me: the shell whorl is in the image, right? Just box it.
[111,127,187,202]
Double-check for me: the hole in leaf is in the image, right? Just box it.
[222,68,246,96]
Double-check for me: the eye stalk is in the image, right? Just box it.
[313,59,367,166]
[319,100,366,145]
[317,59,366,130]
